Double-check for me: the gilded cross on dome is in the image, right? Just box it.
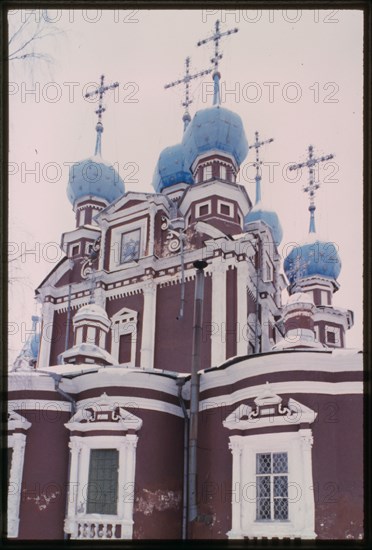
[248,131,274,204]
[197,19,239,105]
[164,57,211,131]
[85,74,119,156]
[289,145,334,234]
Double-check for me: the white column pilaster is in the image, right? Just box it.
[7,433,27,538]
[64,440,81,534]
[123,435,138,536]
[38,300,54,368]
[228,437,243,539]
[211,260,227,366]
[236,260,248,356]
[140,281,157,369]
[299,430,316,537]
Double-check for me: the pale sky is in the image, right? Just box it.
[8,9,363,363]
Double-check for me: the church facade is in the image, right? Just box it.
[7,21,363,541]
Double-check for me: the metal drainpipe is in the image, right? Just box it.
[48,373,76,540]
[177,378,189,540]
[254,236,261,354]
[188,259,208,528]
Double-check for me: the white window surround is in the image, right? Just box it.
[109,218,147,272]
[203,165,213,180]
[220,165,227,180]
[111,308,138,366]
[314,325,320,343]
[8,410,31,538]
[217,199,233,218]
[64,394,142,540]
[325,325,341,347]
[79,209,86,226]
[223,386,317,540]
[70,243,81,257]
[196,200,212,218]
[76,326,83,345]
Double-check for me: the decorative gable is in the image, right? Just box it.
[223,383,317,431]
[65,393,142,433]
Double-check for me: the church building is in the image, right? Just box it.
[7,20,363,541]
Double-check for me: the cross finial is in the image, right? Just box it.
[85,74,119,156]
[197,19,239,106]
[164,57,212,131]
[248,131,274,204]
[289,145,334,234]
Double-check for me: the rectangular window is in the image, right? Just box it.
[256,452,288,521]
[86,449,119,515]
[327,330,336,344]
[71,244,80,257]
[220,165,227,179]
[120,229,140,264]
[203,165,212,180]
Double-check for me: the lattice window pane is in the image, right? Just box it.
[274,498,289,520]
[87,449,119,515]
[257,498,271,520]
[257,476,271,498]
[256,453,271,474]
[273,452,288,473]
[274,475,288,497]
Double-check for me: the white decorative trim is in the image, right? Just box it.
[226,429,316,540]
[111,307,138,366]
[211,260,227,366]
[325,325,341,347]
[223,385,317,431]
[236,260,248,356]
[8,399,72,413]
[76,395,183,418]
[109,217,147,272]
[217,199,233,218]
[65,393,143,433]
[64,433,139,539]
[199,351,363,393]
[200,380,363,412]
[196,200,212,218]
[7,410,31,538]
[140,281,157,369]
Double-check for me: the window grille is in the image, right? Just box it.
[87,449,119,515]
[256,452,288,521]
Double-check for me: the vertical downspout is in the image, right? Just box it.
[177,378,189,539]
[254,237,261,354]
[188,260,207,528]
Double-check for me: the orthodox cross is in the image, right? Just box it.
[289,145,334,233]
[164,57,211,131]
[85,74,119,156]
[248,131,274,204]
[197,19,239,105]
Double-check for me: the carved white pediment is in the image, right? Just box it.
[223,384,317,431]
[65,393,143,433]
[8,409,31,432]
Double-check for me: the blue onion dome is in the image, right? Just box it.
[67,154,125,207]
[182,106,248,169]
[152,143,194,193]
[244,201,283,244]
[284,232,342,284]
